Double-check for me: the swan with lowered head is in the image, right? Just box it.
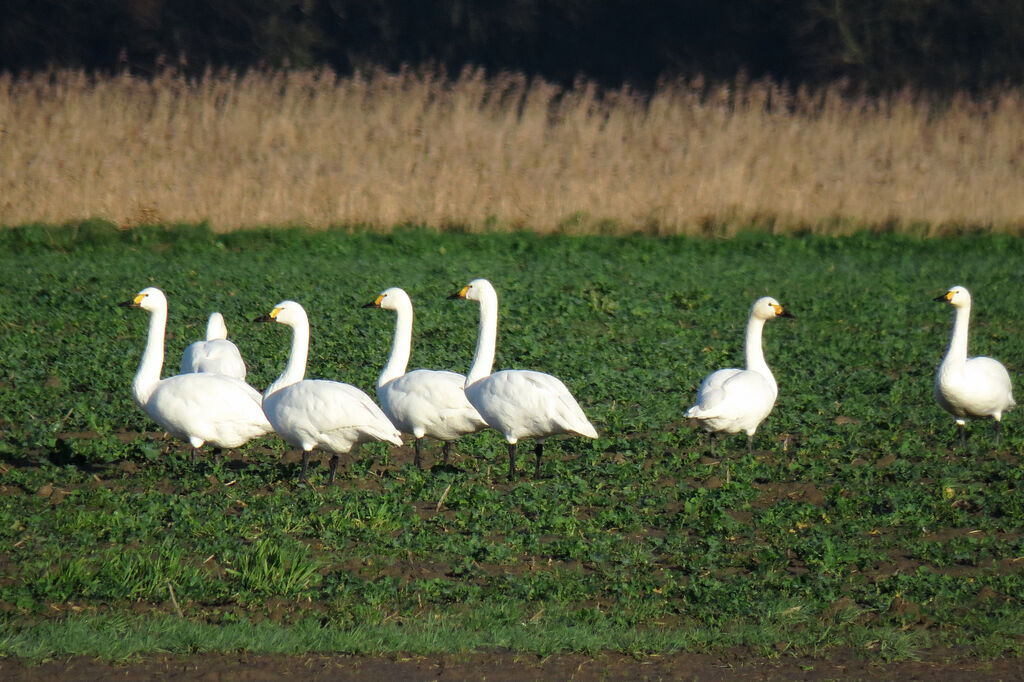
[119,287,272,461]
[180,312,247,380]
[448,278,597,481]
[256,300,403,484]
[364,287,488,468]
[685,296,793,451]
[934,285,1015,447]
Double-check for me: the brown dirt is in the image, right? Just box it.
[9,438,1024,680]
[2,651,1022,681]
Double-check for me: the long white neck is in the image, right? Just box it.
[744,313,775,391]
[466,288,499,387]
[206,312,228,340]
[133,302,167,408]
[265,318,309,398]
[943,303,971,368]
[379,300,413,387]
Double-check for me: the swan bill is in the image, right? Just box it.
[773,304,795,318]
[118,292,147,308]
[446,286,470,300]
[253,307,283,323]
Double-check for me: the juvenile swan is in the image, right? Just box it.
[448,279,597,481]
[364,287,487,468]
[934,285,1015,447]
[180,312,248,380]
[685,296,793,451]
[257,300,402,484]
[119,288,271,461]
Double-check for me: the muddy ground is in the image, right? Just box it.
[4,433,1023,680]
[3,651,1023,681]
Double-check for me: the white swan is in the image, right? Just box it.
[179,312,247,380]
[448,278,598,481]
[257,300,403,484]
[685,296,793,451]
[119,287,272,461]
[364,287,488,468]
[934,285,1015,447]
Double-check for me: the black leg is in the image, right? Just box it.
[747,435,754,454]
[958,423,967,449]
[442,441,452,465]
[994,420,1003,448]
[507,443,517,481]
[708,432,716,454]
[414,438,423,469]
[213,447,224,467]
[191,447,198,464]
[534,442,544,478]
[299,451,311,482]
[328,455,339,485]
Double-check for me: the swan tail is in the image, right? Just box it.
[574,420,599,439]
[378,428,404,447]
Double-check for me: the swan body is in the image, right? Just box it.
[685,296,793,449]
[258,300,402,483]
[449,278,597,480]
[934,285,1015,446]
[364,287,487,468]
[180,312,248,380]
[119,288,272,457]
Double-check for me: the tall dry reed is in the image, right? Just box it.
[1,67,1022,234]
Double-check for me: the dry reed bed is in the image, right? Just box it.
[1,68,1023,234]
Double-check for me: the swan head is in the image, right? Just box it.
[205,312,228,340]
[255,300,307,327]
[934,285,970,308]
[447,278,495,303]
[363,287,410,311]
[118,287,167,312]
[752,296,793,321]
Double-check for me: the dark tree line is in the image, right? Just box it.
[2,0,1023,92]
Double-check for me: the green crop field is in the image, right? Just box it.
[0,223,1022,663]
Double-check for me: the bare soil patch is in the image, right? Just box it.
[2,651,1022,681]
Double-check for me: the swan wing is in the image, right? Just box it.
[380,370,487,439]
[265,380,403,452]
[180,339,247,380]
[968,356,1015,401]
[468,369,597,441]
[687,368,743,415]
[938,356,1016,418]
[179,342,204,374]
[685,369,776,434]
[147,374,271,448]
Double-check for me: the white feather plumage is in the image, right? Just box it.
[120,287,272,459]
[685,296,792,450]
[180,312,248,380]
[259,300,402,483]
[365,287,487,468]
[934,285,1015,447]
[451,278,597,480]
